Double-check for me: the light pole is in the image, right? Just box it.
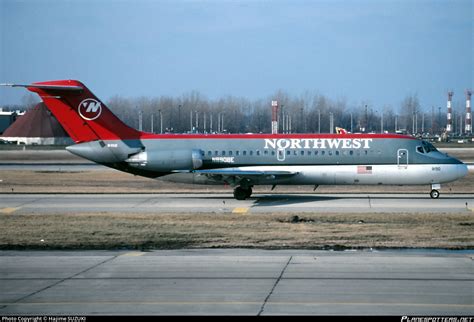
[178,104,182,133]
[365,104,368,132]
[195,111,199,131]
[159,109,163,134]
[318,110,321,133]
[138,109,143,131]
[380,112,384,133]
[422,113,425,134]
[329,112,334,134]
[438,107,441,134]
[350,112,353,133]
[280,104,285,134]
[151,113,154,133]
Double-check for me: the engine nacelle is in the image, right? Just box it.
[125,149,203,172]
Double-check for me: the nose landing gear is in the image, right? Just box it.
[430,183,441,199]
[430,189,440,199]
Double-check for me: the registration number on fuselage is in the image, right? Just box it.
[212,157,235,163]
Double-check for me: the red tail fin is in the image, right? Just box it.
[19,80,141,143]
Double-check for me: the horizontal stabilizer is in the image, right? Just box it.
[0,83,84,91]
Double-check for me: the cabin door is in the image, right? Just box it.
[397,149,408,168]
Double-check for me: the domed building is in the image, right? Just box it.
[1,103,72,145]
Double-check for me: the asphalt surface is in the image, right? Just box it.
[0,249,472,315]
[1,193,474,214]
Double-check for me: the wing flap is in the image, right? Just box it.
[193,169,297,177]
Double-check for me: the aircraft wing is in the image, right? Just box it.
[178,168,298,185]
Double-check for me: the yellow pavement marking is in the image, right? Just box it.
[0,207,20,214]
[232,207,249,214]
[121,252,145,257]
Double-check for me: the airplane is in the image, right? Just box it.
[1,80,468,200]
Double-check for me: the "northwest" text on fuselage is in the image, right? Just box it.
[263,138,373,150]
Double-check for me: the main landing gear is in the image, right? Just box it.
[233,186,253,200]
[430,183,441,199]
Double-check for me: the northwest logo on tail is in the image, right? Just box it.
[78,98,102,121]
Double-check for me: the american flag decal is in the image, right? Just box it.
[357,166,372,174]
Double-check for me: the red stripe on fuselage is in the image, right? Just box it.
[138,133,416,140]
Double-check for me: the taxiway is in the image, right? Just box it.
[0,249,472,315]
[1,193,473,214]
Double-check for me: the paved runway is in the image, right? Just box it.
[0,249,472,315]
[1,193,473,214]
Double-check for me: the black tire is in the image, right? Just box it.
[245,187,253,198]
[233,187,247,200]
[430,189,440,199]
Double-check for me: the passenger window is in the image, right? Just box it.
[271,151,275,156]
[215,151,218,156]
[350,151,354,156]
[301,151,304,156]
[229,151,233,156]
[207,151,212,156]
[243,151,247,156]
[308,151,312,156]
[236,151,240,156]
[222,151,226,156]
[249,151,253,156]
[321,151,325,155]
[256,150,260,156]
[328,151,333,156]
[286,150,290,155]
[314,151,318,155]
[264,150,268,155]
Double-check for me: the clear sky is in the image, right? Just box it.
[1,0,472,111]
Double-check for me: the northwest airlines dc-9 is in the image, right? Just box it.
[1,80,468,200]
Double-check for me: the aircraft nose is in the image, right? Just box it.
[458,163,469,179]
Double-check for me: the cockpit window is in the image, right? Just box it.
[416,146,424,154]
[421,141,437,153]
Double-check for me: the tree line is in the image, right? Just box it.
[5,91,471,136]
[105,91,463,136]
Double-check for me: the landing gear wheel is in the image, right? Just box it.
[430,189,440,199]
[233,187,248,200]
[245,187,253,198]
[233,187,252,200]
